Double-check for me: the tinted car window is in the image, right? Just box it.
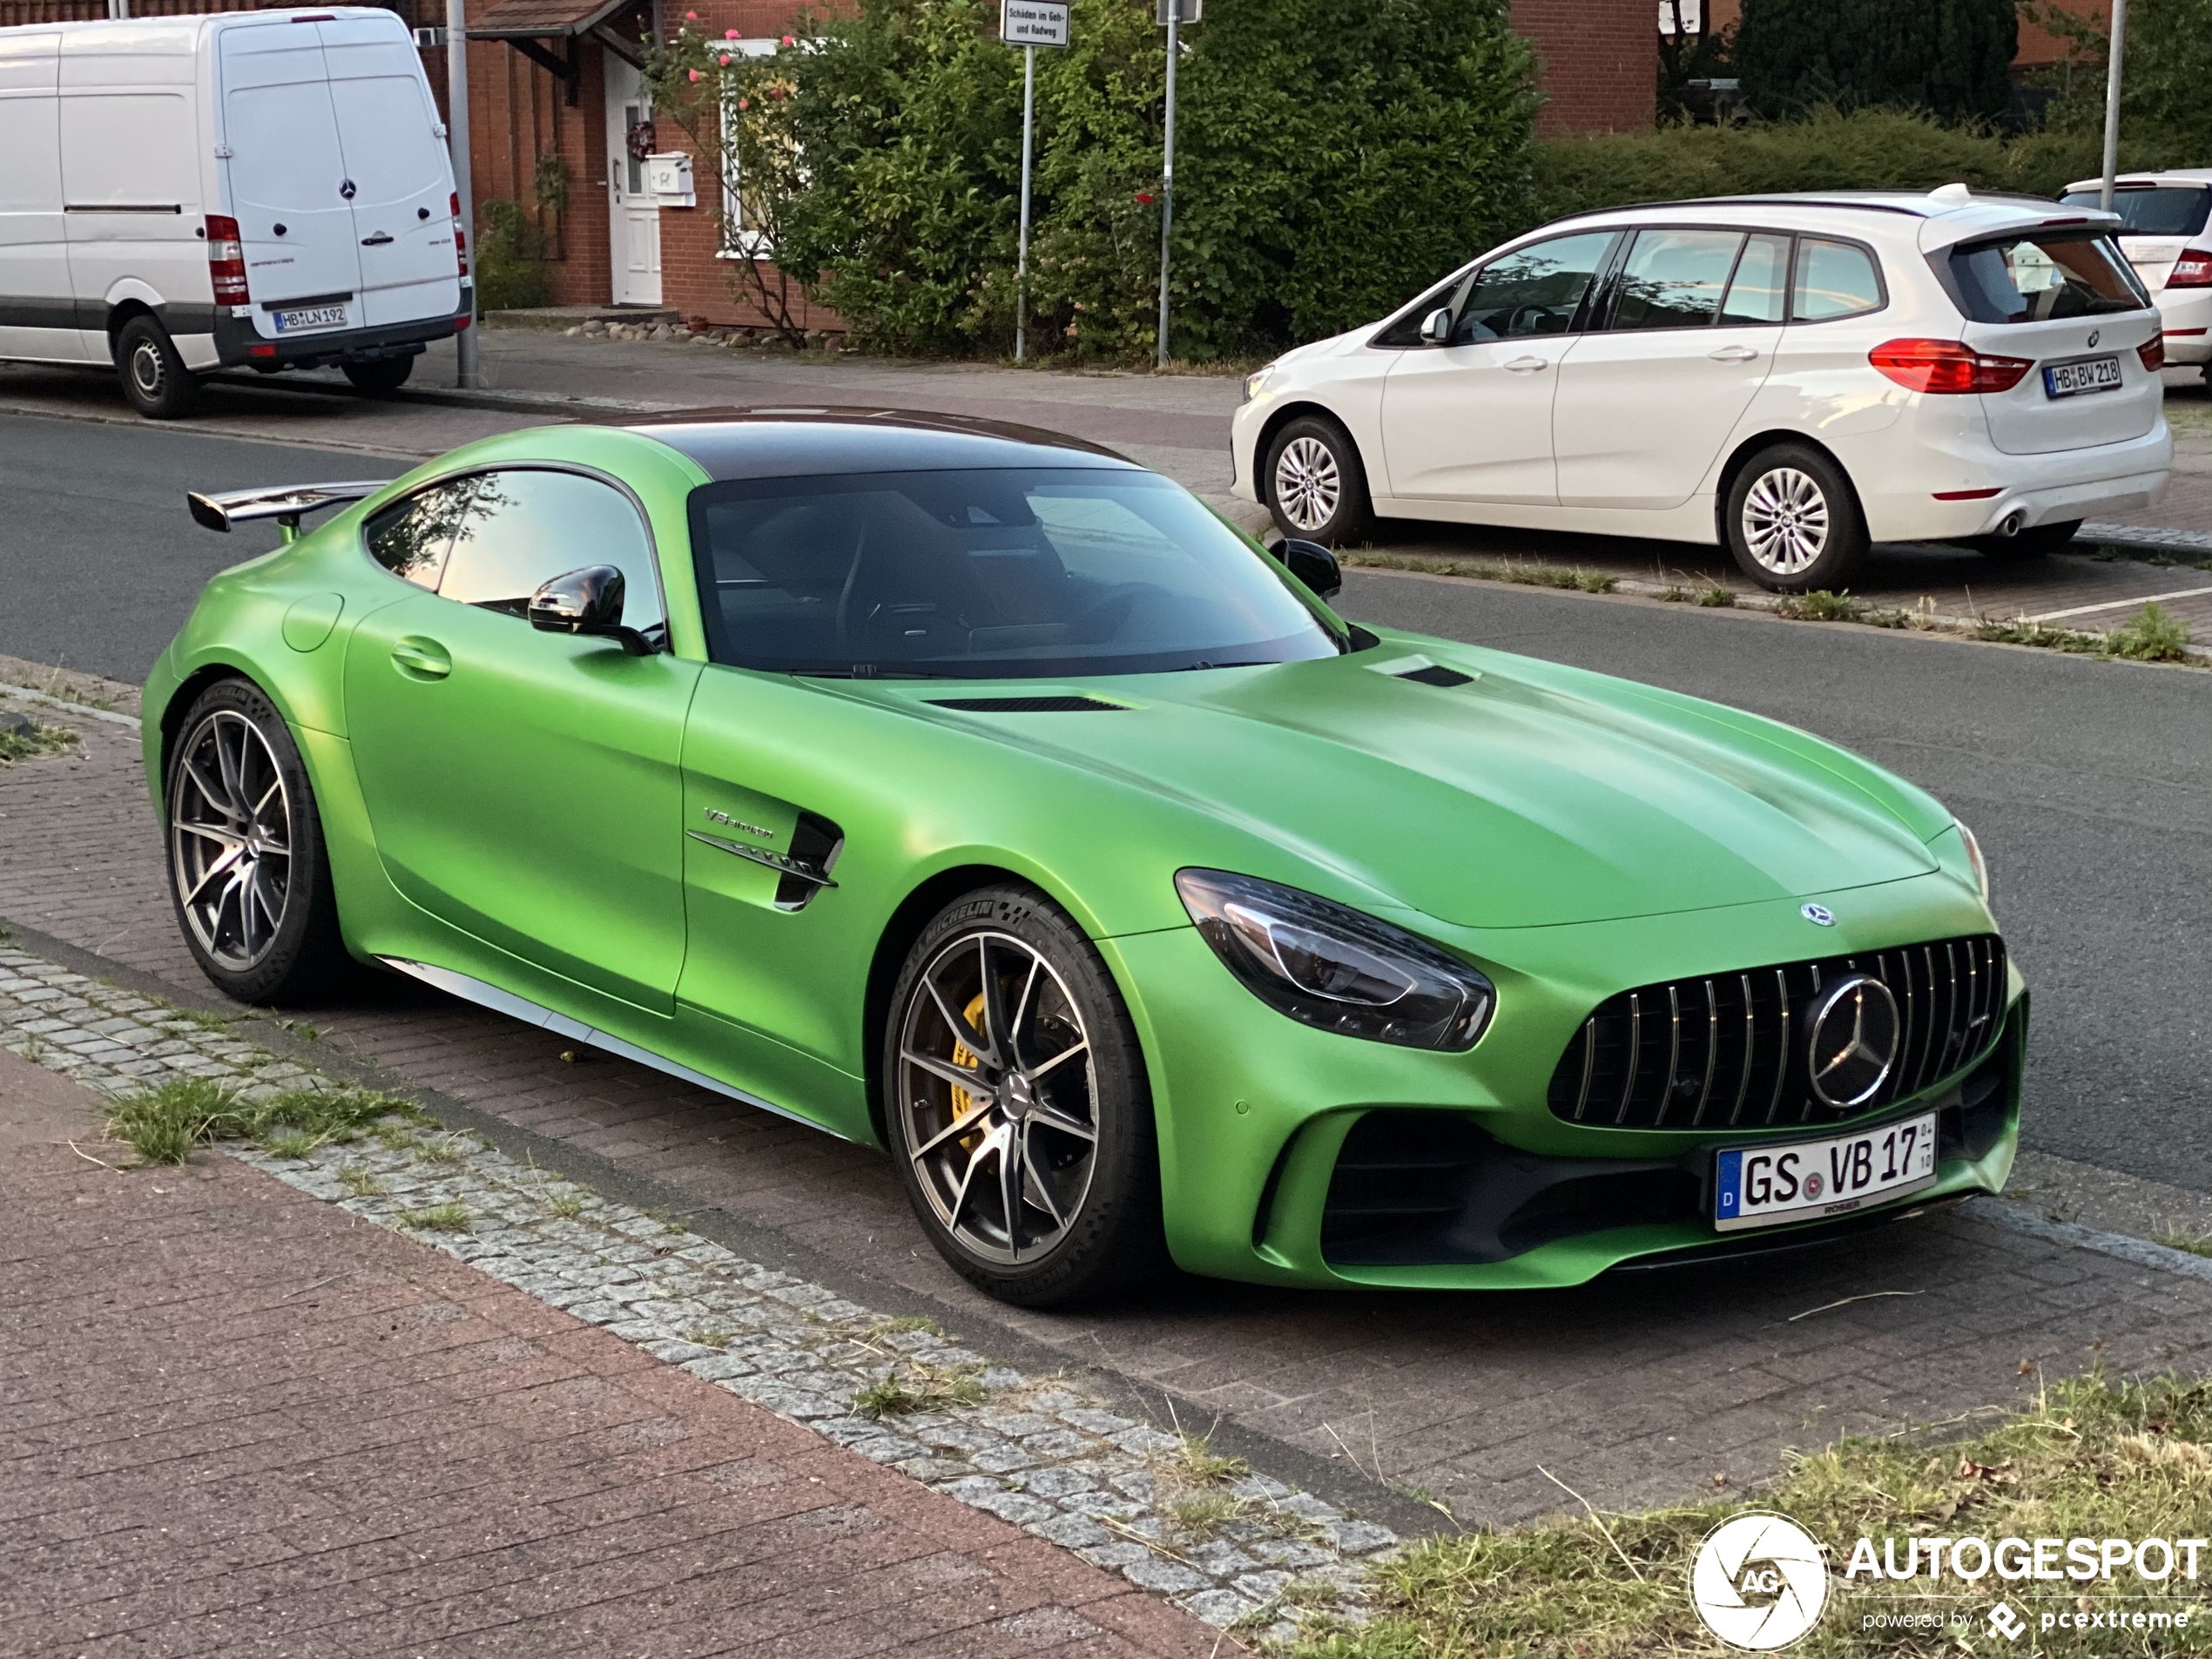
[1608,229,1743,330]
[1720,233,1791,325]
[2060,185,2212,238]
[1791,239,1884,321]
[435,469,665,625]
[1946,232,2148,323]
[689,468,1340,678]
[363,476,475,590]
[1451,232,1615,344]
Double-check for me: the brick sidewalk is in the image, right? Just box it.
[0,1048,1223,1659]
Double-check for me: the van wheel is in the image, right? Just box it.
[342,356,414,396]
[115,315,199,421]
[1723,443,1868,592]
[1265,415,1372,547]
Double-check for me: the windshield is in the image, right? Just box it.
[2060,185,2212,239]
[1945,232,2149,324]
[688,468,1343,678]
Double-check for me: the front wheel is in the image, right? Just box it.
[1264,415,1372,546]
[165,678,349,1004]
[1723,443,1868,592]
[883,884,1167,1308]
[115,314,199,421]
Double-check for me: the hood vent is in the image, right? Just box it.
[927,696,1128,713]
[1397,664,1474,688]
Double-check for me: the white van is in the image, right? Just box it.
[0,8,468,418]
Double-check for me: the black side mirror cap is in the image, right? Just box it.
[1273,537,1343,602]
[528,564,657,654]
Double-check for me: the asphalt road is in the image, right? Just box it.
[2,411,2202,1191]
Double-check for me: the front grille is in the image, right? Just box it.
[1546,934,2006,1130]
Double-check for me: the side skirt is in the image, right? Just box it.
[376,955,855,1143]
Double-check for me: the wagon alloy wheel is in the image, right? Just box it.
[170,710,295,973]
[897,930,1099,1266]
[1273,435,1342,535]
[1741,466,1830,577]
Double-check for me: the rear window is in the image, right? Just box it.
[1791,239,1884,321]
[1946,233,2150,324]
[2059,185,2212,238]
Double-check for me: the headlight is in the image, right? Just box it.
[1241,364,1277,404]
[1175,868,1494,1051]
[1958,821,1991,904]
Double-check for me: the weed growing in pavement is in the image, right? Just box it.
[165,1007,242,1032]
[2153,1228,2212,1258]
[1695,583,1737,607]
[851,1359,987,1419]
[260,1130,318,1160]
[1973,617,2110,655]
[1170,1488,1245,1541]
[413,1135,465,1164]
[0,719,78,765]
[334,1164,388,1197]
[863,1313,947,1342]
[14,1031,44,1062]
[1777,589,1863,623]
[1340,550,1617,593]
[684,1325,733,1348]
[103,1077,427,1166]
[1162,1430,1251,1487]
[547,1192,586,1219]
[396,1200,471,1233]
[1291,1372,2212,1658]
[2107,601,2195,664]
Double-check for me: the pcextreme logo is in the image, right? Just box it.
[1690,1511,1831,1649]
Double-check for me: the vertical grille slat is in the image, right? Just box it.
[1545,933,2006,1130]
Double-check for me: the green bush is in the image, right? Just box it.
[1735,0,2017,124]
[473,199,551,312]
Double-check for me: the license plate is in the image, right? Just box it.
[2043,354,2123,398]
[272,304,347,334]
[1713,1113,1937,1231]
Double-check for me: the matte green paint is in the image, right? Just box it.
[144,423,2022,1289]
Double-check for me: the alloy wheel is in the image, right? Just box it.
[1272,435,1342,534]
[1741,466,1830,576]
[896,930,1098,1265]
[169,710,293,972]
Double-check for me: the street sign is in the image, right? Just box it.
[1156,0,1199,22]
[1002,0,1070,47]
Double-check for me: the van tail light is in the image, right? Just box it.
[2139,334,2166,371]
[206,213,249,306]
[2167,251,2212,287]
[450,191,469,279]
[1868,338,2033,395]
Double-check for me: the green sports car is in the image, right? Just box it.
[145,411,2021,1306]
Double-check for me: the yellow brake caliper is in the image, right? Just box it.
[951,992,991,1150]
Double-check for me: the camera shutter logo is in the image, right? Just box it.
[1804,974,1900,1110]
[1690,1512,1830,1650]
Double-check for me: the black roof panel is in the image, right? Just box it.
[624,407,1139,481]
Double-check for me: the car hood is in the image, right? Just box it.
[894,643,1945,930]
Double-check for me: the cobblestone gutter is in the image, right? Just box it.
[0,944,1400,1642]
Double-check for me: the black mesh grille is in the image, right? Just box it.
[1546,934,2006,1130]
[927,696,1126,713]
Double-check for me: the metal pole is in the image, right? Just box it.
[445,0,481,388]
[1015,44,1034,363]
[1157,10,1176,368]
[2099,0,2127,212]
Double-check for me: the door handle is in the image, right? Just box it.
[390,637,451,681]
[1503,355,1550,373]
[361,232,394,246]
[1709,344,1759,362]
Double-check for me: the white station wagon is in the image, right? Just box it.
[1231,188,2172,590]
[2062,171,2212,374]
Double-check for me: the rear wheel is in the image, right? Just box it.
[883,884,1167,1308]
[342,355,414,395]
[1264,415,1372,546]
[115,315,199,421]
[1973,518,2080,563]
[1723,442,1868,592]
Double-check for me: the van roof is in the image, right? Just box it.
[8,6,407,41]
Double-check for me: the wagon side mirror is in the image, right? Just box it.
[1274,537,1343,602]
[529,565,657,655]
[1419,307,1453,345]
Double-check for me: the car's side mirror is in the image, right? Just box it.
[1274,537,1343,602]
[528,565,657,655]
[1419,307,1454,345]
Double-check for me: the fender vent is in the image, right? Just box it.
[926,696,1128,713]
[1397,664,1474,688]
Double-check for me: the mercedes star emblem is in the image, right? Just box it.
[1805,973,1901,1109]
[1801,902,1835,927]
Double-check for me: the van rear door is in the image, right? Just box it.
[215,19,360,313]
[318,14,457,328]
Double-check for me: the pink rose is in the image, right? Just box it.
[725,27,738,37]
[780,33,794,44]
[718,53,730,64]
[687,67,700,80]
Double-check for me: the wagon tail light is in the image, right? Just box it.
[2139,334,2166,372]
[206,213,249,306]
[1868,338,2033,395]
[450,191,468,279]
[2167,250,2212,287]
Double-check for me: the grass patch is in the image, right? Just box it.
[1170,1488,1245,1541]
[1292,1372,2212,1658]
[2107,602,2195,664]
[1160,1430,1251,1487]
[2154,1229,2212,1259]
[851,1359,988,1419]
[548,1192,586,1219]
[1777,589,1864,623]
[413,1135,465,1164]
[862,1313,947,1343]
[165,1007,243,1032]
[396,1200,471,1233]
[334,1164,388,1197]
[1696,583,1737,608]
[102,1076,426,1166]
[684,1325,733,1348]
[0,718,79,765]
[1341,550,1616,593]
[1973,617,2112,656]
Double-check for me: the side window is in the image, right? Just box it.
[1791,239,1884,322]
[1720,233,1791,326]
[364,476,475,591]
[435,469,665,628]
[1452,232,1615,344]
[1606,228,1744,331]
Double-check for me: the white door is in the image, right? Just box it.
[0,30,76,362]
[1553,228,1784,510]
[604,57,659,306]
[320,14,459,327]
[1378,230,1615,505]
[217,19,361,311]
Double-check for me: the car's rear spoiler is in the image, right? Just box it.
[185,480,391,541]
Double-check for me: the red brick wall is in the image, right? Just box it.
[1513,0,1657,136]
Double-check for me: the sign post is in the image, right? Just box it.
[1001,1,1069,363]
[1155,0,1197,368]
[444,0,479,388]
[2099,0,2128,212]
